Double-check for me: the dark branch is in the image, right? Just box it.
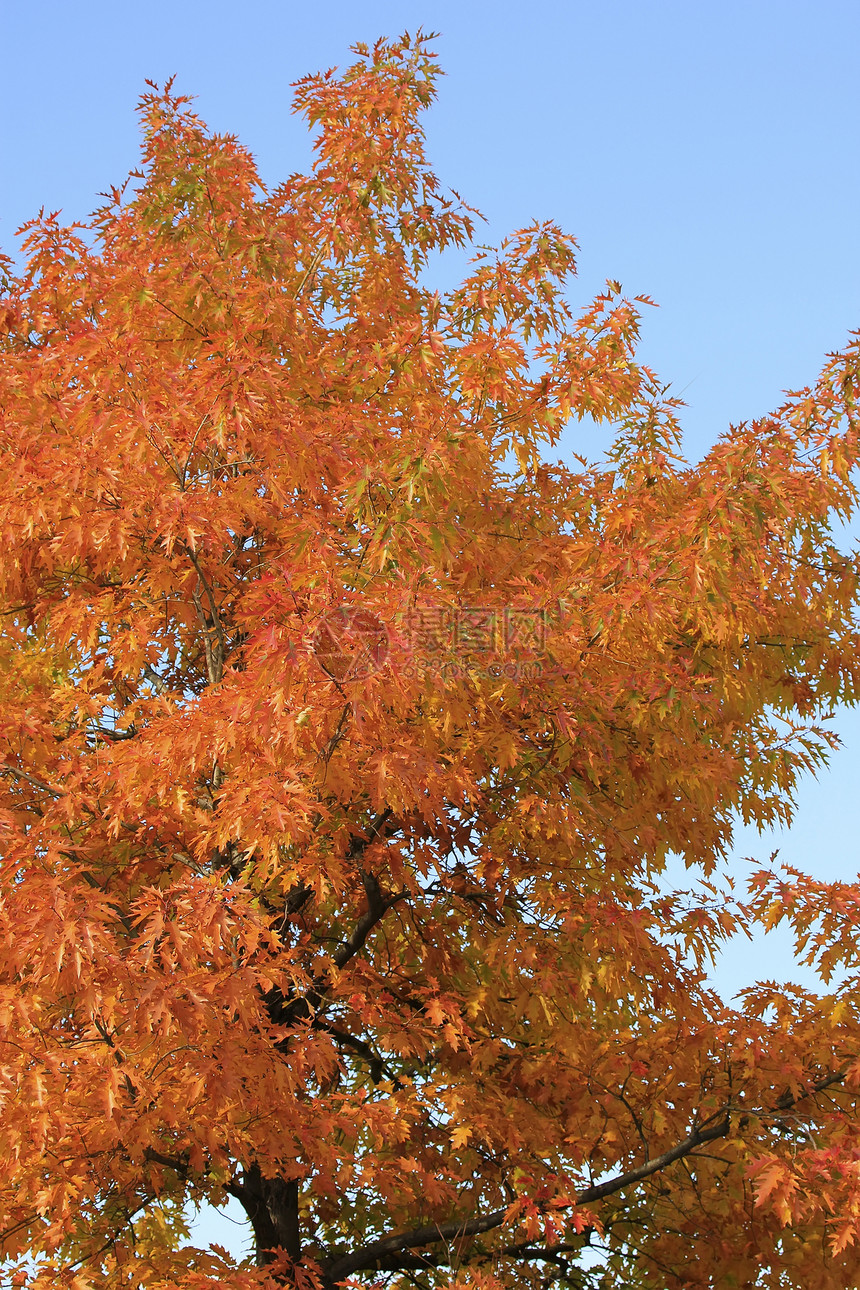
[773,1068,846,1112]
[312,1018,386,1083]
[91,725,137,742]
[0,765,62,798]
[326,1207,510,1282]
[575,1111,731,1205]
[186,546,227,685]
[325,1067,849,1282]
[332,882,409,972]
[143,1147,190,1178]
[266,810,405,1032]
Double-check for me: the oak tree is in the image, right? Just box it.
[3,32,860,1290]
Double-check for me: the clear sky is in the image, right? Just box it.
[3,0,860,1258]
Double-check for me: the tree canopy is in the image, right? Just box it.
[3,32,860,1290]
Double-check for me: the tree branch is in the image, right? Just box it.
[0,764,62,798]
[332,810,406,972]
[143,1147,190,1177]
[325,1207,511,1282]
[311,1017,403,1088]
[324,1067,850,1282]
[186,546,227,685]
[574,1110,731,1206]
[331,883,409,972]
[265,810,405,1032]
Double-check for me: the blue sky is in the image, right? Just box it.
[3,0,860,1258]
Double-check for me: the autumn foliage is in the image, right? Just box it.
[4,33,860,1289]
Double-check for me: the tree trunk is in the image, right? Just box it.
[236,1165,300,1267]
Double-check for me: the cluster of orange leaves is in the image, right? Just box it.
[2,31,860,1290]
